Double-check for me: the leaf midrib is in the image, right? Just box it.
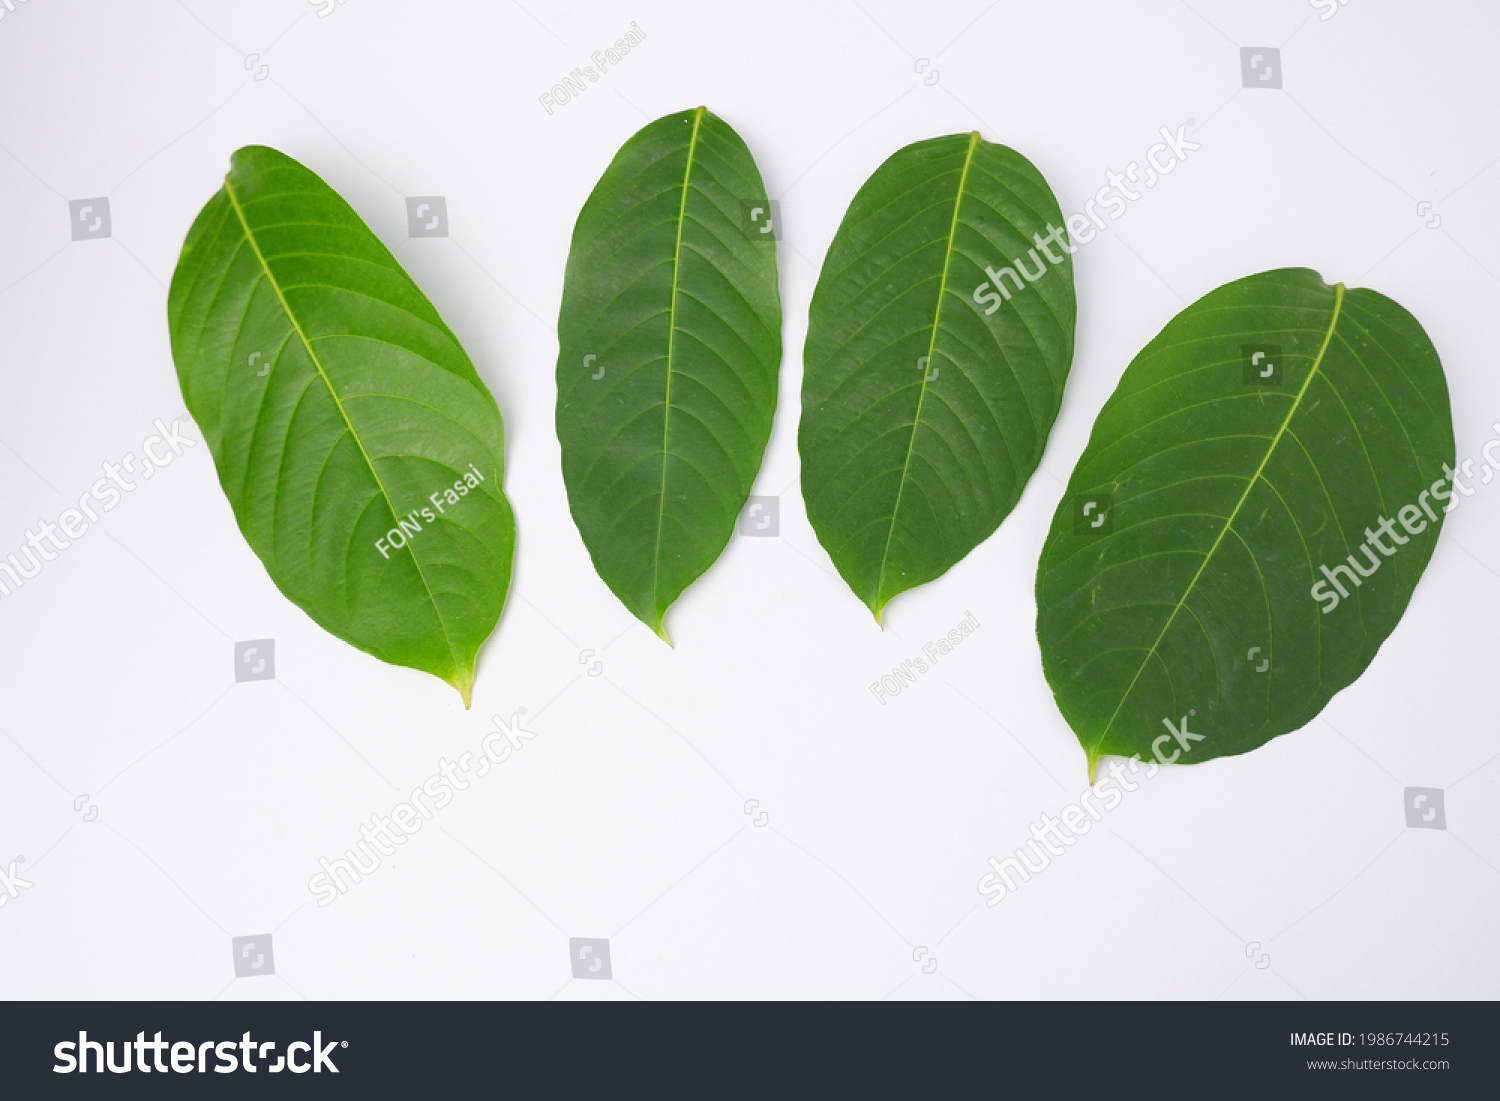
[870,131,980,620]
[222,173,462,678]
[649,105,705,638]
[1090,282,1347,766]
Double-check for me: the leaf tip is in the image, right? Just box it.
[450,671,475,710]
[653,618,674,648]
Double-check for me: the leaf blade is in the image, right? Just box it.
[555,108,782,639]
[168,145,516,703]
[800,133,1077,620]
[1036,268,1454,778]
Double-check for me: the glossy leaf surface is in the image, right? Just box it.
[169,145,515,704]
[800,132,1076,621]
[555,107,782,641]
[1036,268,1453,778]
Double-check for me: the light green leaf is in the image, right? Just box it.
[555,107,782,643]
[168,145,515,705]
[799,132,1076,622]
[1036,268,1454,780]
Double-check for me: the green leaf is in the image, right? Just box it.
[168,145,515,705]
[555,107,782,643]
[1036,268,1454,780]
[799,131,1076,622]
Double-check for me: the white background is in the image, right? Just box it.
[0,0,1497,1000]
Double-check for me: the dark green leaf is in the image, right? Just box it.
[555,107,782,643]
[799,132,1076,622]
[1036,268,1454,779]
